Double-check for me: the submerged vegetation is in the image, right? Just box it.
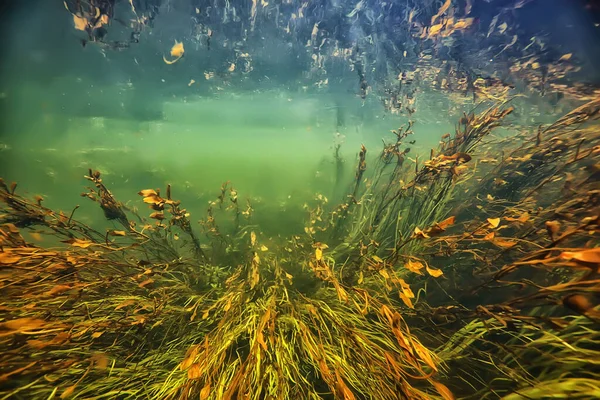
[2,0,600,399]
[1,96,599,399]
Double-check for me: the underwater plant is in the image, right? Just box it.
[1,97,598,399]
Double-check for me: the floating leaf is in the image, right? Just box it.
[558,53,572,62]
[164,40,184,64]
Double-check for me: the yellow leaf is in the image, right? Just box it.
[108,230,126,236]
[431,0,452,25]
[558,53,572,62]
[379,269,390,279]
[170,40,185,57]
[250,231,257,246]
[426,265,444,277]
[372,255,383,263]
[397,278,415,298]
[414,227,430,238]
[404,260,425,275]
[138,189,158,197]
[429,24,443,36]
[73,15,87,31]
[315,248,323,261]
[260,245,268,252]
[487,217,501,228]
[91,332,103,339]
[62,238,94,248]
[399,292,414,309]
[163,40,184,64]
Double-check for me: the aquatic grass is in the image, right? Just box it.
[0,99,599,399]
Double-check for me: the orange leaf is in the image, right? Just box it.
[180,345,199,370]
[560,248,600,264]
[483,232,495,240]
[200,384,211,400]
[0,318,46,331]
[60,385,76,399]
[0,253,21,264]
[138,278,154,288]
[115,300,135,310]
[46,285,72,296]
[426,265,444,277]
[493,238,517,248]
[432,380,454,400]
[187,363,202,379]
